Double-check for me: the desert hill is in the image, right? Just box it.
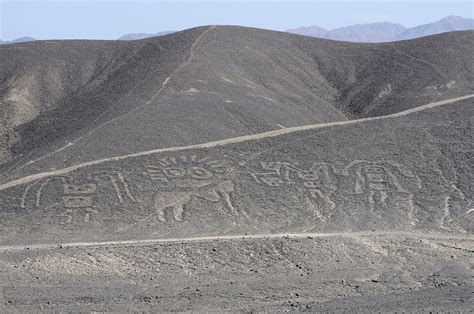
[1,94,472,244]
[1,26,472,183]
[0,90,472,311]
[0,25,473,311]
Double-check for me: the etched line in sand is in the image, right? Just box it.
[0,231,472,253]
[0,94,473,192]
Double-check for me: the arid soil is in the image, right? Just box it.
[0,27,473,311]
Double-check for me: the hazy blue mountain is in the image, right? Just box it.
[286,16,474,42]
[118,31,175,40]
[397,15,474,40]
[326,22,406,42]
[285,25,328,38]
[0,37,36,45]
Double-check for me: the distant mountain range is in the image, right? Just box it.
[117,31,175,40]
[121,15,473,42]
[0,37,36,45]
[0,32,176,45]
[1,16,472,44]
[287,15,474,42]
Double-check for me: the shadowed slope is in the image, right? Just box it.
[292,30,474,116]
[0,27,208,168]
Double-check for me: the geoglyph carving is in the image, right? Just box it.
[251,160,422,221]
[21,171,136,224]
[17,156,422,226]
[144,155,245,222]
[342,160,421,211]
[251,162,337,218]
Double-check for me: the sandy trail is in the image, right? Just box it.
[0,93,472,192]
[1,230,472,254]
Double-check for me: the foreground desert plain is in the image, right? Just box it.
[0,26,472,311]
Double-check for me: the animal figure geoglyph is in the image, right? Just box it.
[145,155,245,222]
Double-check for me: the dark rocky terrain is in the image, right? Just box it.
[1,27,472,180]
[0,26,473,311]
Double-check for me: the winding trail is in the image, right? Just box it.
[0,93,473,192]
[5,26,217,176]
[1,230,472,254]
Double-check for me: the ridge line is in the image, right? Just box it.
[66,25,217,142]
[0,93,472,191]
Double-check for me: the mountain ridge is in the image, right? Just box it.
[0,36,36,45]
[117,31,175,40]
[287,15,474,42]
[3,16,472,44]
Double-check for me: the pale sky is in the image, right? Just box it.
[1,0,472,40]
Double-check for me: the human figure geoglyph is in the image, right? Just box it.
[342,160,421,211]
[251,161,337,218]
[21,171,136,224]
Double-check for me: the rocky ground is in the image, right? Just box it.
[1,233,472,312]
[0,94,472,311]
